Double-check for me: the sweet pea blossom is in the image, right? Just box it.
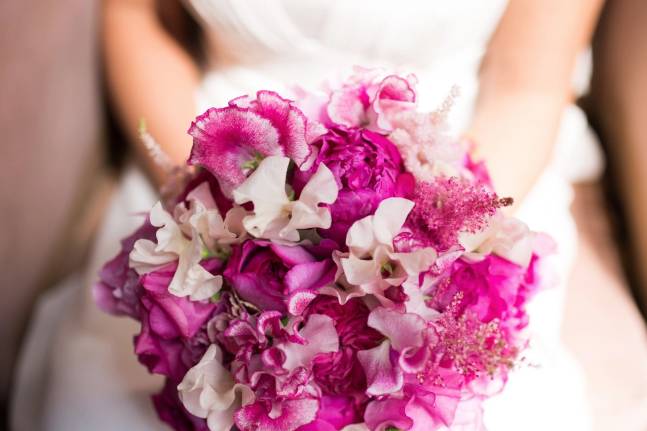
[129,182,243,300]
[325,67,418,133]
[328,198,437,305]
[232,156,338,242]
[178,344,255,431]
[357,307,437,396]
[459,213,535,268]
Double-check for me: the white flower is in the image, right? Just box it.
[232,156,338,242]
[328,197,437,305]
[129,182,244,300]
[178,344,254,431]
[459,213,534,267]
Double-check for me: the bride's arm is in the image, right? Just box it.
[469,0,603,203]
[103,0,199,183]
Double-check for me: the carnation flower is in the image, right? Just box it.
[189,91,325,194]
[293,126,414,245]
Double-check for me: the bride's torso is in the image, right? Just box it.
[187,0,507,130]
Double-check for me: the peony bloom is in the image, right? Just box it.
[224,240,336,315]
[293,127,414,245]
[189,91,325,194]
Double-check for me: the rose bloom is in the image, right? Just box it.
[293,126,414,245]
[224,240,336,314]
[135,260,223,382]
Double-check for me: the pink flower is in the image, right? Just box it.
[152,379,209,431]
[234,397,320,431]
[224,240,337,315]
[189,91,324,194]
[306,297,383,397]
[134,260,222,381]
[293,127,414,245]
[325,69,417,132]
[396,178,510,253]
[94,220,156,318]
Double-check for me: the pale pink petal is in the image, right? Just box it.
[340,254,379,286]
[372,198,415,246]
[367,307,426,351]
[327,86,367,127]
[357,340,403,396]
[345,216,377,257]
[233,156,291,238]
[280,314,339,371]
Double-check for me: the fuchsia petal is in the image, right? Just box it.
[364,397,412,431]
[234,398,320,431]
[357,340,403,396]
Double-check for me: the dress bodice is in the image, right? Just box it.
[185,0,508,129]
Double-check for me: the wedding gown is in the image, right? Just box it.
[12,1,605,430]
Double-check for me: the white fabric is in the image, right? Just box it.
[12,1,604,430]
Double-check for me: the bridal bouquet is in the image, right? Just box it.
[96,68,551,431]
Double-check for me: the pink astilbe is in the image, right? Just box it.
[399,178,512,252]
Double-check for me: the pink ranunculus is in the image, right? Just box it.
[293,127,414,245]
[152,379,209,431]
[188,91,325,195]
[93,219,156,318]
[134,260,222,381]
[224,240,337,314]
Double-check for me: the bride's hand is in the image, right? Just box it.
[467,0,603,206]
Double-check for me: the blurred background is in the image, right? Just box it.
[1,0,647,429]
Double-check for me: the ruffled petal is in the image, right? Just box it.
[357,340,403,396]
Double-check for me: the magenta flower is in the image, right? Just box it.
[189,91,325,194]
[134,260,222,381]
[396,177,510,252]
[293,127,414,245]
[94,220,156,318]
[224,240,336,315]
[302,297,382,401]
[152,379,209,431]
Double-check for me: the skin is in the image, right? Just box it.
[468,0,603,203]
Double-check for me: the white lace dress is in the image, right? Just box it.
[12,1,605,430]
